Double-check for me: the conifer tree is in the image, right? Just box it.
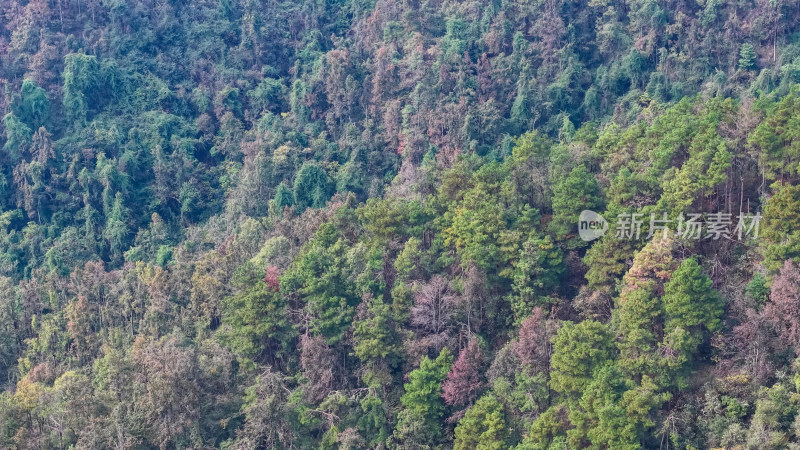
[661,257,723,386]
[393,348,453,447]
[549,164,603,248]
[11,80,49,130]
[103,192,131,263]
[739,43,756,70]
[293,163,333,212]
[442,339,484,410]
[453,394,509,450]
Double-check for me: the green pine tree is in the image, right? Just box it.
[454,394,510,450]
[739,43,756,70]
[393,349,453,447]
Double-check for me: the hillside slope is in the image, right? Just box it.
[2,0,800,448]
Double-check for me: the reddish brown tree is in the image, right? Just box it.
[441,339,484,409]
[764,259,800,353]
[410,275,458,356]
[264,266,280,292]
[515,307,557,375]
[726,309,776,383]
[300,334,336,403]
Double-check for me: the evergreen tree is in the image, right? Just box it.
[62,53,101,124]
[749,91,800,181]
[353,295,403,385]
[453,394,509,450]
[220,262,295,367]
[550,320,615,397]
[507,236,564,325]
[293,163,333,212]
[103,192,131,264]
[739,43,756,70]
[2,113,32,162]
[11,80,49,130]
[393,348,453,447]
[271,182,294,214]
[549,164,603,248]
[281,223,359,345]
[0,277,17,384]
[567,362,641,449]
[762,182,800,271]
[613,236,678,382]
[661,257,723,384]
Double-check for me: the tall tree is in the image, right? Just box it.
[442,339,485,411]
[393,348,453,448]
[453,394,509,450]
[764,259,800,354]
[219,261,295,368]
[293,163,334,212]
[660,257,723,385]
[549,164,603,248]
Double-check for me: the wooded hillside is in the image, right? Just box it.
[2,0,800,447]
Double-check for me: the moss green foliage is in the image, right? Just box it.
[3,0,800,447]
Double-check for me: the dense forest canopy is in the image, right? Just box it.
[3,0,800,448]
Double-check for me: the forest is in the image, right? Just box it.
[4,0,800,448]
